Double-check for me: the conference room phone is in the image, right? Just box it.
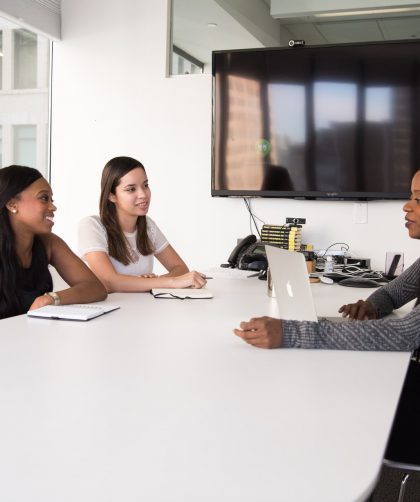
[225,234,268,271]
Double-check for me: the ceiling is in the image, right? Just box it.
[172,0,420,72]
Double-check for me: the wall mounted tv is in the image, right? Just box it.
[212,40,420,200]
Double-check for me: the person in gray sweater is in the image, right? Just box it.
[234,170,420,351]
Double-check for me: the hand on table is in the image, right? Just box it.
[171,271,207,289]
[29,293,54,311]
[234,316,283,349]
[338,300,377,320]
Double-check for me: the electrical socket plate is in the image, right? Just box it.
[353,203,368,224]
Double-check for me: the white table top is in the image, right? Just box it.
[0,274,411,502]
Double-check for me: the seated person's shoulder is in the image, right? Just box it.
[79,214,103,229]
[145,215,159,237]
[38,233,65,259]
[145,215,155,226]
[79,215,107,240]
[78,215,109,256]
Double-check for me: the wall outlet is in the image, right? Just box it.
[353,203,368,224]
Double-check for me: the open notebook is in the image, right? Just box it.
[151,288,213,299]
[27,303,120,321]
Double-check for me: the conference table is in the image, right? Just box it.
[0,270,412,502]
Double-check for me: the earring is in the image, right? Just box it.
[11,209,17,214]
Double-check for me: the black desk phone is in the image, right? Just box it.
[226,234,268,271]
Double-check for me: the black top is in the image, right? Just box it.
[15,237,53,316]
[384,359,420,469]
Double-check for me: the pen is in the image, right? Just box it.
[204,276,213,279]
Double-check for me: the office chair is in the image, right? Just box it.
[380,357,420,501]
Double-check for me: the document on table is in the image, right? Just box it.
[27,303,120,321]
[151,288,213,299]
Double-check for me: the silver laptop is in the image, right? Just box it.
[265,246,344,322]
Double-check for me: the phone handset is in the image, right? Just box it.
[225,234,257,268]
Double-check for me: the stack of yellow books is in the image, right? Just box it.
[261,224,302,251]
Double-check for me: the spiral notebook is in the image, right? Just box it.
[27,303,120,321]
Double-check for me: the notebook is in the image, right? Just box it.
[27,303,120,321]
[151,288,213,299]
[265,246,344,322]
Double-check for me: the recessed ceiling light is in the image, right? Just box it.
[207,23,218,28]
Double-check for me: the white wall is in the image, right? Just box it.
[51,0,419,274]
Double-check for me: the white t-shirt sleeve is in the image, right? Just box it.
[78,215,109,259]
[147,217,169,255]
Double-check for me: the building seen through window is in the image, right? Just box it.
[0,18,50,177]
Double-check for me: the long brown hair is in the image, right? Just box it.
[99,156,154,265]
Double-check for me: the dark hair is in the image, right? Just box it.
[99,156,154,265]
[0,165,43,318]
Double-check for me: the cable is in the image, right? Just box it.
[246,199,265,225]
[243,198,264,230]
[317,242,350,258]
[243,198,263,239]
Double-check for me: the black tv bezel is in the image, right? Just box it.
[211,40,418,201]
[211,190,409,201]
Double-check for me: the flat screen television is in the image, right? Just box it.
[212,40,420,200]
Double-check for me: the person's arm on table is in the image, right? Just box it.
[339,258,420,320]
[79,215,206,293]
[84,250,206,293]
[29,234,107,310]
[155,244,205,283]
[234,304,420,351]
[338,299,377,320]
[234,317,284,349]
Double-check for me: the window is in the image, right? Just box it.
[14,125,36,167]
[172,45,203,75]
[0,19,50,177]
[14,29,37,89]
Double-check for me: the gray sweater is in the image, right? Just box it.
[282,257,420,351]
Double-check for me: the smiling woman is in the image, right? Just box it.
[78,156,207,293]
[0,165,107,320]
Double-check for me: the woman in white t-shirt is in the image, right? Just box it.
[78,156,206,292]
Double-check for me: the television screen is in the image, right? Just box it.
[212,41,420,199]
